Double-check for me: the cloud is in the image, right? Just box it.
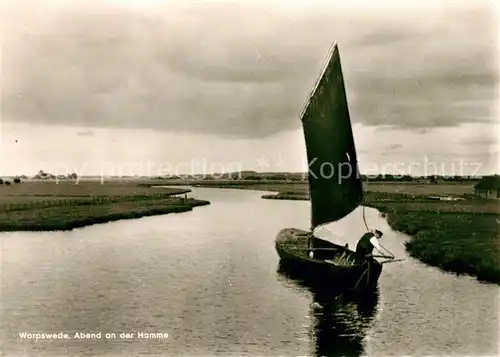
[460,134,499,147]
[2,0,498,138]
[76,129,95,137]
[380,143,403,156]
[385,144,403,150]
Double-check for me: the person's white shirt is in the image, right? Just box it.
[369,236,382,251]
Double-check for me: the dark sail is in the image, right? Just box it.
[301,42,363,229]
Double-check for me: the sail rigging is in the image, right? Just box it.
[301,42,363,229]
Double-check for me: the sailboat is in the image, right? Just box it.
[275,42,382,291]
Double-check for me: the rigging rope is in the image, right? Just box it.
[362,203,370,232]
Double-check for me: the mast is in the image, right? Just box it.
[300,42,363,230]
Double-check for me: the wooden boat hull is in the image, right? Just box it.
[275,228,382,291]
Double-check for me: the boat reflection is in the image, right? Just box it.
[277,262,379,357]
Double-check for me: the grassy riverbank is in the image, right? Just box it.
[0,181,209,232]
[364,196,499,284]
[374,208,499,284]
[161,180,500,284]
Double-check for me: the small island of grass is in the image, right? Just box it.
[0,180,210,232]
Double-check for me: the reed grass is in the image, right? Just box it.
[331,251,356,266]
[371,207,500,284]
[0,198,209,232]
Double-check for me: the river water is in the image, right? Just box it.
[1,187,498,356]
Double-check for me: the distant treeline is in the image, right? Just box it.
[149,172,482,182]
[0,170,78,183]
[362,174,480,182]
[4,170,485,183]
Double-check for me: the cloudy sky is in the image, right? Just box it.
[1,0,498,177]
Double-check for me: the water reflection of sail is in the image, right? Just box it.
[277,263,378,357]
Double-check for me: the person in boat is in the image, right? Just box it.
[355,229,394,260]
[307,231,315,258]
